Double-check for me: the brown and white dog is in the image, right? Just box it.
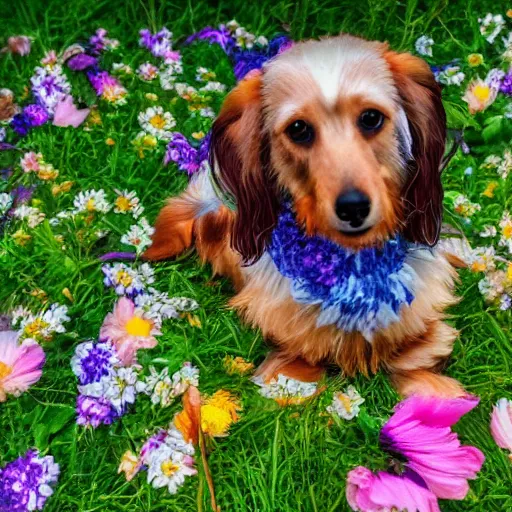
[144,35,464,398]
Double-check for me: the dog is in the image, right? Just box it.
[144,34,464,398]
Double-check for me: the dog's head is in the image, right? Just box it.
[210,35,446,264]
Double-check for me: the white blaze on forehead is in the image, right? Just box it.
[263,35,399,125]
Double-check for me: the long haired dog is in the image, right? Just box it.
[144,35,464,398]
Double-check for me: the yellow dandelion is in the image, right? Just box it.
[105,137,116,146]
[467,53,484,67]
[482,182,498,198]
[223,355,254,376]
[200,390,241,437]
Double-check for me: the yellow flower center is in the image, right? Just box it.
[161,460,180,477]
[149,114,166,130]
[507,264,512,281]
[125,316,152,337]
[337,393,353,413]
[24,318,50,338]
[115,196,132,212]
[473,85,490,102]
[471,262,486,273]
[116,270,133,287]
[200,404,233,437]
[503,225,512,239]
[86,198,96,211]
[0,361,13,380]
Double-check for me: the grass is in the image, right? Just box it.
[1,0,512,510]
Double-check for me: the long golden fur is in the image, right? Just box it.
[144,35,464,398]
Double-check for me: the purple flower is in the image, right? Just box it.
[86,68,118,96]
[23,104,48,127]
[71,341,119,385]
[500,69,512,96]
[67,53,98,71]
[499,294,511,310]
[11,186,35,209]
[139,429,168,464]
[0,449,59,511]
[88,28,118,55]
[76,394,119,428]
[185,25,235,52]
[164,133,200,174]
[10,113,31,136]
[139,28,173,58]
[30,65,71,115]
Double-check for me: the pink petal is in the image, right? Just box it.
[52,95,90,128]
[0,330,21,366]
[346,466,440,512]
[490,399,512,451]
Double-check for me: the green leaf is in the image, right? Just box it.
[443,101,480,130]
[33,405,75,451]
[482,116,504,144]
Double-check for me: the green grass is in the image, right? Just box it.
[1,0,512,510]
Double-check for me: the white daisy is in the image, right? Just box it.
[137,62,159,81]
[159,61,183,90]
[73,189,111,214]
[497,150,512,180]
[112,62,133,75]
[138,106,176,140]
[479,225,497,238]
[199,81,227,93]
[414,35,434,57]
[146,442,196,494]
[113,189,144,218]
[13,205,45,228]
[20,303,70,341]
[134,288,198,324]
[252,373,318,403]
[120,217,155,255]
[437,66,465,86]
[499,211,512,253]
[327,385,365,420]
[198,107,215,118]
[0,192,12,216]
[481,154,502,169]
[195,67,216,82]
[478,13,506,44]
[174,83,197,97]
[104,366,139,412]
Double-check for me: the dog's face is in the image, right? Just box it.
[210,35,446,263]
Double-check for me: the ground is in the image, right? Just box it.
[1,0,512,511]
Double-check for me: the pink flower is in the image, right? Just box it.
[52,95,90,128]
[0,330,45,401]
[490,398,512,458]
[380,395,485,500]
[100,297,160,365]
[6,36,31,56]
[20,151,42,173]
[41,50,58,66]
[346,466,440,512]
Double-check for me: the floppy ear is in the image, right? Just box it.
[385,51,446,246]
[209,72,280,264]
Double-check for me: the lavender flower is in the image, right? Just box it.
[185,25,235,52]
[76,394,119,427]
[500,69,512,96]
[139,28,173,58]
[89,28,118,55]
[0,450,59,511]
[23,104,49,126]
[67,54,98,71]
[30,65,71,115]
[164,132,210,175]
[71,340,119,385]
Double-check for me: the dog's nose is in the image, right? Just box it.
[335,189,371,228]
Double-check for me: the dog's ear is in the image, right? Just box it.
[385,51,446,246]
[209,72,280,264]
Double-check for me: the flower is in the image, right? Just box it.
[145,92,158,101]
[485,68,505,89]
[196,67,216,81]
[482,181,498,198]
[30,64,71,115]
[490,398,512,458]
[137,62,159,81]
[71,340,119,385]
[498,149,512,179]
[415,35,434,56]
[23,104,49,126]
[0,331,45,402]
[100,296,160,365]
[120,217,155,254]
[13,205,45,228]
[252,373,318,405]
[481,154,501,169]
[118,451,139,481]
[200,390,241,437]
[223,355,254,375]
[41,50,57,66]
[380,395,484,500]
[12,230,31,246]
[102,262,154,297]
[479,225,497,238]
[467,53,484,67]
[134,289,198,324]
[52,95,90,127]
[89,28,119,54]
[111,62,133,75]
[327,385,365,420]
[4,35,31,56]
[102,366,138,412]
[199,81,227,93]
[86,69,127,104]
[478,13,505,43]
[437,65,465,86]
[453,194,481,217]
[138,106,176,140]
[76,394,119,427]
[346,466,440,512]
[19,303,70,342]
[113,189,144,217]
[469,246,495,273]
[132,131,158,158]
[73,189,111,214]
[499,294,511,310]
[159,61,184,89]
[139,27,174,59]
[164,132,210,175]
[462,78,498,113]
[499,211,512,253]
[146,440,197,494]
[51,181,74,196]
[0,193,12,216]
[0,450,59,511]
[66,53,97,71]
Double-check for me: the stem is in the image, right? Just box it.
[199,430,219,512]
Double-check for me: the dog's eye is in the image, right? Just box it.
[286,120,315,144]
[358,109,385,133]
